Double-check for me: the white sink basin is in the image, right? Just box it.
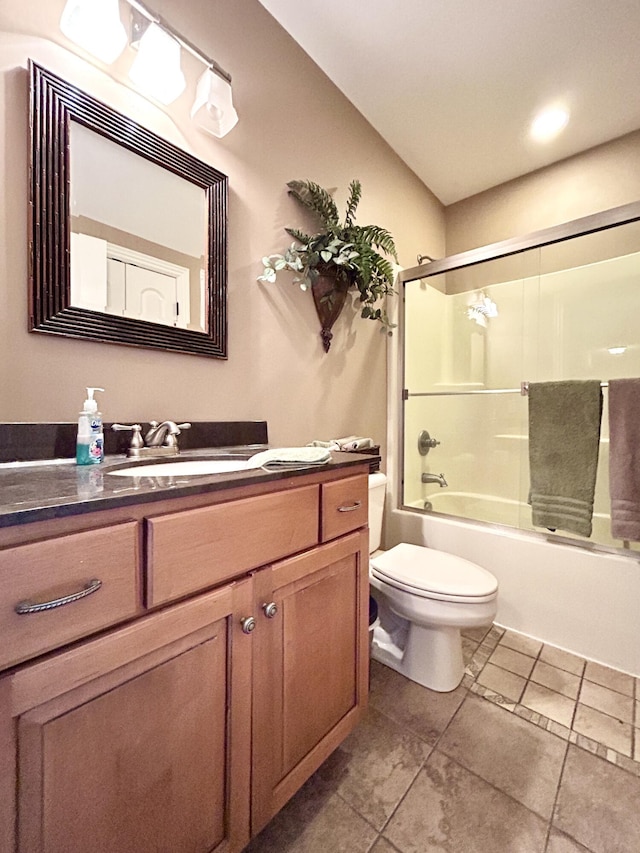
[108,459,259,477]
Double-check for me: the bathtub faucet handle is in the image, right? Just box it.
[418,430,441,456]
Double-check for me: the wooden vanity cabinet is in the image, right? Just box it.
[250,528,369,835]
[0,463,371,852]
[0,579,254,853]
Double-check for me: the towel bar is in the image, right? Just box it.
[520,381,609,396]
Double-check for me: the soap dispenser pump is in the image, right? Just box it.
[76,387,105,465]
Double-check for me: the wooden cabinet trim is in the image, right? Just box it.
[270,529,365,591]
[321,474,369,542]
[146,484,320,607]
[9,582,237,716]
[0,520,142,672]
[271,705,363,817]
[0,679,15,853]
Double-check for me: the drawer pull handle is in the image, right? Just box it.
[15,579,102,615]
[338,500,362,513]
[241,616,256,634]
[262,602,278,619]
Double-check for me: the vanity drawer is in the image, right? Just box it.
[321,474,368,542]
[0,521,141,671]
[146,485,320,607]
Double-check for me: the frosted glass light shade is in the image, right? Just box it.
[60,0,127,64]
[129,23,186,105]
[191,68,239,138]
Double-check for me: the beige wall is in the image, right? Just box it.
[446,129,640,255]
[0,0,444,448]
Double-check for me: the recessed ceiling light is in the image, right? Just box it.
[530,106,570,143]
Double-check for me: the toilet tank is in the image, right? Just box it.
[368,472,387,553]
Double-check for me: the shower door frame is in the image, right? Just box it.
[397,198,640,554]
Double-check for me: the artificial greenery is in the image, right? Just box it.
[258,179,398,327]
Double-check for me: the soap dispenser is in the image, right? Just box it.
[76,387,105,465]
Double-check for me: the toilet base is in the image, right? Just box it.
[372,621,465,692]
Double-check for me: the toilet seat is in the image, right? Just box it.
[370,543,498,604]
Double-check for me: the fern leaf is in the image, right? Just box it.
[343,179,362,228]
[285,227,311,244]
[287,180,339,228]
[358,225,398,261]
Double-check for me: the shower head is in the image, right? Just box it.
[417,253,436,265]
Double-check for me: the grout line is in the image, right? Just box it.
[569,666,583,732]
[468,628,640,779]
[542,734,572,853]
[375,757,427,839]
[431,736,559,834]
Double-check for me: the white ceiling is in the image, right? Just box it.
[257,0,640,205]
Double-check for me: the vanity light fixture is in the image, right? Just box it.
[530,105,570,143]
[60,0,128,64]
[59,0,238,134]
[190,68,238,138]
[607,345,627,355]
[129,22,186,105]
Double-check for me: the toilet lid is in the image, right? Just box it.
[370,543,498,602]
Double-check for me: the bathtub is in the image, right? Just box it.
[413,491,614,546]
[387,495,640,677]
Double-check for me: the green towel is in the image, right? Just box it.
[528,380,603,537]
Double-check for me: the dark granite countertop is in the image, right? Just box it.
[0,448,377,529]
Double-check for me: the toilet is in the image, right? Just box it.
[368,472,498,692]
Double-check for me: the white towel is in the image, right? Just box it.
[308,436,374,451]
[248,447,331,468]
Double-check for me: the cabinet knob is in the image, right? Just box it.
[262,602,278,619]
[240,616,256,634]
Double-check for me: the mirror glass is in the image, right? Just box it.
[30,61,228,358]
[70,124,207,332]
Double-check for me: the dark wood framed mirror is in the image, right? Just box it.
[29,61,228,358]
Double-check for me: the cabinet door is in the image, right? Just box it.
[251,530,369,835]
[0,580,253,853]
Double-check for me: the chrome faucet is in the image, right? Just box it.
[145,421,192,448]
[112,420,191,457]
[421,472,448,488]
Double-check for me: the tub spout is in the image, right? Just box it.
[422,472,448,488]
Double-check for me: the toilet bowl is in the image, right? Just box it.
[368,473,498,692]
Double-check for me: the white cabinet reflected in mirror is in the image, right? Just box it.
[30,62,228,358]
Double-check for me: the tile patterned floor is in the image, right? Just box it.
[245,626,640,852]
[465,625,639,776]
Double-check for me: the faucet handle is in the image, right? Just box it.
[163,423,191,448]
[112,423,144,450]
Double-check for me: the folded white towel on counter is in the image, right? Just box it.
[248,447,331,468]
[308,436,374,451]
[341,437,374,451]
